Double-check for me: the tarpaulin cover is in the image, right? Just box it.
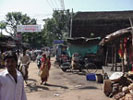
[67,45,99,57]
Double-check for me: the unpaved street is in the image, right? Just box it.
[25,57,109,100]
[0,57,109,100]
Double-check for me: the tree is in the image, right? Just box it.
[42,9,71,46]
[0,21,7,36]
[22,31,45,48]
[5,12,37,36]
[52,10,71,39]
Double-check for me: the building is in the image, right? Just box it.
[71,10,133,38]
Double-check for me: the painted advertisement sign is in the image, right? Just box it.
[17,25,41,32]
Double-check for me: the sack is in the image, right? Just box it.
[109,72,123,82]
[103,80,112,96]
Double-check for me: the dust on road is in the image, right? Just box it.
[0,57,109,100]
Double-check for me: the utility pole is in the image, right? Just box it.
[70,8,73,38]
[60,0,65,10]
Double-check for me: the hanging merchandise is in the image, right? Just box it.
[118,43,123,58]
[124,38,127,49]
[124,38,128,65]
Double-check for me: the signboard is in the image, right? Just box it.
[53,40,64,44]
[17,25,41,32]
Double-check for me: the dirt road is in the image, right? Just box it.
[0,57,109,100]
[25,57,109,100]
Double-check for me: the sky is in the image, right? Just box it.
[0,0,133,35]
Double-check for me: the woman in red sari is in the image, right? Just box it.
[40,53,51,85]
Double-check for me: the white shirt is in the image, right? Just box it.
[44,51,50,58]
[0,69,27,100]
[20,54,30,65]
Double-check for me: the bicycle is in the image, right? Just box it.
[84,58,97,73]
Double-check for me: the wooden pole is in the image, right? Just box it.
[129,18,133,72]
[70,8,73,38]
[122,40,125,73]
[111,45,114,71]
[105,47,108,66]
[114,45,117,71]
[129,18,133,47]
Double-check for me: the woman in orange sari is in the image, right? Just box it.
[40,53,51,85]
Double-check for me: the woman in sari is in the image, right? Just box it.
[40,53,51,85]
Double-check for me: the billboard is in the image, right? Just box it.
[17,25,41,32]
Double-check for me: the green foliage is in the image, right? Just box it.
[0,21,7,36]
[0,21,6,29]
[5,12,37,36]
[2,10,72,48]
[22,32,44,48]
[42,10,71,46]
[3,12,45,48]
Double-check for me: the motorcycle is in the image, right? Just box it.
[37,59,41,69]
[60,60,71,72]
[60,54,71,72]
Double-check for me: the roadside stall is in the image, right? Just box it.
[67,37,103,65]
[66,37,103,73]
[99,27,133,73]
[55,44,68,63]
[67,37,101,57]
[99,27,133,99]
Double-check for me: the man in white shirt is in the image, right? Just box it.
[20,50,30,66]
[19,50,30,82]
[0,51,27,100]
[44,48,50,59]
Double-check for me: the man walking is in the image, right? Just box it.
[19,50,31,81]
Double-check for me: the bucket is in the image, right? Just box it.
[86,73,96,81]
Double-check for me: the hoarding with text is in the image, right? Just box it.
[17,25,41,32]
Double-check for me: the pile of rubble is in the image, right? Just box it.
[104,71,133,100]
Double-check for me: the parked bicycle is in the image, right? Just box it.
[84,57,97,73]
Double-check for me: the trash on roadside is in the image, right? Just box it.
[54,93,60,96]
[103,72,133,100]
[75,85,82,88]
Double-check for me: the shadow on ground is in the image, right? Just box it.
[44,83,69,89]
[78,86,98,90]
[28,78,37,82]
[71,70,86,76]
[25,82,49,93]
